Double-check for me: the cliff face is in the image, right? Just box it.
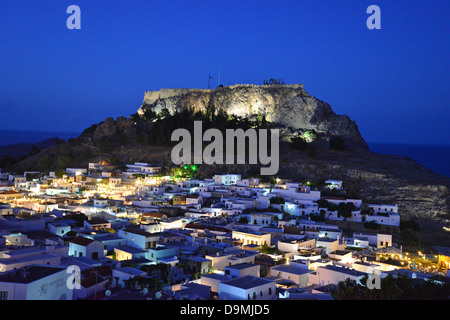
[138,84,368,149]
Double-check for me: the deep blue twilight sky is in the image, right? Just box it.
[0,0,449,145]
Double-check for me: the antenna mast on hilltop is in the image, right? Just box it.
[208,73,213,89]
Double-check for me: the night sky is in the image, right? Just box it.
[1,0,449,145]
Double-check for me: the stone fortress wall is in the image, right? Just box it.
[143,83,304,105]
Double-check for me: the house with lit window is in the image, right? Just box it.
[68,236,105,260]
[316,236,346,255]
[114,245,148,261]
[213,174,242,185]
[125,162,161,175]
[352,232,393,248]
[117,227,160,250]
[325,180,343,190]
[205,249,259,271]
[232,229,271,247]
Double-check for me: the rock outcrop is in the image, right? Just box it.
[137,84,368,149]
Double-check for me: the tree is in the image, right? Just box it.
[303,130,317,142]
[317,199,329,208]
[337,202,356,219]
[55,169,66,178]
[260,243,277,255]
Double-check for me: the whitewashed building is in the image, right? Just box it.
[218,275,276,300]
[0,266,73,300]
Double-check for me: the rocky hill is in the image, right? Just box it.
[0,137,64,159]
[138,84,368,150]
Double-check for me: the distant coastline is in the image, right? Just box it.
[369,142,450,178]
[0,130,79,146]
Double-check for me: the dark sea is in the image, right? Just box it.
[369,142,450,178]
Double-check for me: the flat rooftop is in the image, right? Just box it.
[271,264,312,275]
[0,252,59,265]
[320,265,366,277]
[222,275,274,290]
[225,262,257,270]
[317,238,337,243]
[115,246,148,254]
[0,265,66,284]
